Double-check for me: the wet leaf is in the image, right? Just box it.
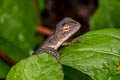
[60,28,120,80]
[6,53,64,80]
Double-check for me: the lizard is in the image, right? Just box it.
[33,17,81,60]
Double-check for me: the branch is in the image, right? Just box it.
[0,51,16,66]
[37,25,52,36]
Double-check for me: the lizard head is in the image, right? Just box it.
[55,17,81,39]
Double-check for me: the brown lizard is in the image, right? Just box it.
[33,17,81,60]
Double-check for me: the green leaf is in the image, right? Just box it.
[0,37,28,61]
[6,53,64,80]
[111,75,120,80]
[0,0,37,52]
[0,59,10,79]
[90,0,120,30]
[0,37,28,78]
[38,0,45,12]
[0,0,37,78]
[63,65,92,80]
[60,28,120,80]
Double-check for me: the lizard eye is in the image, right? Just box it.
[62,24,71,32]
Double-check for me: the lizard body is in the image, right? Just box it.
[33,17,81,60]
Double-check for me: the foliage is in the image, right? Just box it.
[0,0,37,78]
[1,0,120,80]
[7,29,120,80]
[63,65,92,80]
[60,28,120,80]
[6,53,63,80]
[90,0,120,30]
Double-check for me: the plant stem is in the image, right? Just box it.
[0,51,16,66]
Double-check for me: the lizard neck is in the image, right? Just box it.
[41,34,63,50]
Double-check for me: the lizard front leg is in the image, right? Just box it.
[62,39,81,46]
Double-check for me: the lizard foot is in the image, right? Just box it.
[33,47,60,60]
[62,39,81,46]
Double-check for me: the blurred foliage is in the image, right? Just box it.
[0,38,28,78]
[0,59,10,79]
[90,0,120,30]
[0,0,37,78]
[38,0,45,12]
